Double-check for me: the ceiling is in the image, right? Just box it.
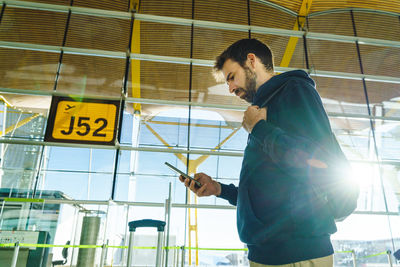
[0,0,399,129]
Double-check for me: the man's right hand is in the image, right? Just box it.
[179,172,221,197]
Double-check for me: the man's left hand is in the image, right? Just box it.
[242,105,267,133]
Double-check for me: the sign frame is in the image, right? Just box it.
[44,96,121,146]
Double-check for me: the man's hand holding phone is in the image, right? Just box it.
[165,162,221,197]
[179,172,221,197]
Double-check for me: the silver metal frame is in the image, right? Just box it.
[1,138,400,167]
[0,197,398,216]
[1,40,400,84]
[126,230,135,267]
[3,86,400,117]
[1,86,400,125]
[2,86,400,128]
[0,138,245,156]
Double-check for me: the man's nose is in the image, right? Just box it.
[228,82,236,94]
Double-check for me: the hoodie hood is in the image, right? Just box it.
[253,70,315,107]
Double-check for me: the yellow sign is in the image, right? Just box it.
[45,97,120,145]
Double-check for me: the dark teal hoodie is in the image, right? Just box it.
[218,70,344,264]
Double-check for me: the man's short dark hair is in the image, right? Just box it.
[214,38,274,72]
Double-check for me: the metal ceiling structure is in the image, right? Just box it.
[0,0,399,119]
[0,0,398,161]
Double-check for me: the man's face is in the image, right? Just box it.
[222,59,257,103]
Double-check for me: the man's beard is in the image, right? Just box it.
[242,66,257,103]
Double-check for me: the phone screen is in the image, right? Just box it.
[164,162,202,187]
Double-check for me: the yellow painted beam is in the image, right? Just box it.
[0,114,39,136]
[279,0,313,68]
[189,127,241,172]
[143,122,187,164]
[130,0,141,114]
[0,96,12,108]
[194,194,199,266]
[0,111,38,115]
[144,119,241,266]
[212,127,241,151]
[144,121,241,172]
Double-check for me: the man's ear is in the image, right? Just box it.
[246,53,257,69]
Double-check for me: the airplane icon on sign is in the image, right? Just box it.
[65,105,75,111]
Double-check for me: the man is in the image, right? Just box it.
[179,39,349,266]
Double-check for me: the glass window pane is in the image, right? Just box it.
[87,173,113,200]
[91,149,115,173]
[192,209,244,265]
[130,174,176,203]
[47,147,90,171]
[1,143,43,189]
[331,117,371,161]
[42,172,88,199]
[217,156,242,181]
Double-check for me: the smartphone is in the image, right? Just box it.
[164,162,202,187]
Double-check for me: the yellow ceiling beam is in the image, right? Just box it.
[189,126,241,171]
[143,122,187,164]
[144,120,240,267]
[143,121,241,175]
[0,96,13,108]
[130,0,141,114]
[279,0,313,68]
[0,114,40,136]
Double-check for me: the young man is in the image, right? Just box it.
[180,39,349,266]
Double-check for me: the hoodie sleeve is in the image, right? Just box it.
[218,183,238,206]
[250,78,347,186]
